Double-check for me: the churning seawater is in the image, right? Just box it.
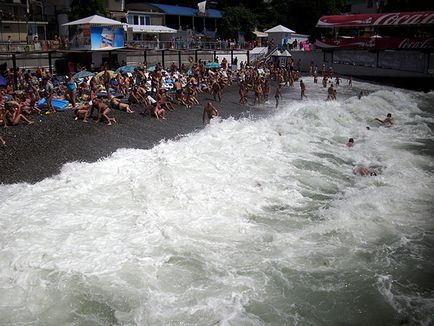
[1,79,434,325]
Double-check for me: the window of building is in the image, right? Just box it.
[127,14,151,25]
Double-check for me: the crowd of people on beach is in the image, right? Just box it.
[0,54,393,174]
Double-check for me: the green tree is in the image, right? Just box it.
[383,0,434,11]
[258,0,347,36]
[219,5,258,40]
[70,0,107,20]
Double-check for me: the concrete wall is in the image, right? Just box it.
[1,23,27,42]
[107,0,123,12]
[151,16,164,25]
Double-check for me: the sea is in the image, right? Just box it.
[1,78,433,325]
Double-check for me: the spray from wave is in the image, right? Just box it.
[1,81,433,325]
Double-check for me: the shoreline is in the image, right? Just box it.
[0,84,254,185]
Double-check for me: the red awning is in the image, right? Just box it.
[316,11,434,28]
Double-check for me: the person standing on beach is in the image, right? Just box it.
[7,35,12,51]
[174,79,183,103]
[239,81,247,105]
[43,74,55,112]
[327,83,335,101]
[300,80,307,100]
[203,101,219,124]
[103,67,111,95]
[67,75,77,107]
[263,78,270,102]
[211,79,221,102]
[254,79,263,105]
[275,83,282,108]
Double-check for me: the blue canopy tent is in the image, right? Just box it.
[73,71,95,80]
[116,65,136,73]
[205,62,221,69]
[0,74,8,87]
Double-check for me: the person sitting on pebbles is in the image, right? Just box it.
[73,102,90,122]
[3,100,34,126]
[108,94,134,114]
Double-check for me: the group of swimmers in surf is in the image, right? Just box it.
[348,113,394,176]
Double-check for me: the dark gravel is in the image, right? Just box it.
[0,85,260,184]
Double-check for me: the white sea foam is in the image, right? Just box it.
[1,79,433,325]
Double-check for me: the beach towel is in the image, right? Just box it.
[38,98,70,111]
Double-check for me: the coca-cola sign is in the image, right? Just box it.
[316,37,434,49]
[317,11,434,27]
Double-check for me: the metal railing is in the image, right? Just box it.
[0,40,70,52]
[126,40,252,50]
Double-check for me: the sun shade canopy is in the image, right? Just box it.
[63,15,124,26]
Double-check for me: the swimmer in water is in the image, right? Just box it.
[354,166,377,176]
[346,138,354,147]
[376,113,394,125]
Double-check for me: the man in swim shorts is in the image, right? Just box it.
[300,80,307,100]
[203,101,219,124]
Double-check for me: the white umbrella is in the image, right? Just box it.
[63,15,123,26]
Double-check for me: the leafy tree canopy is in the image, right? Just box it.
[70,0,107,20]
[219,5,258,40]
[134,0,434,39]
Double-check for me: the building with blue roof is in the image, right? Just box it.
[150,3,223,19]
[107,2,223,45]
[149,3,222,33]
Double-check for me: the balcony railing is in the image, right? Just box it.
[0,39,69,52]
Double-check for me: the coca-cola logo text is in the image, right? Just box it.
[399,38,434,49]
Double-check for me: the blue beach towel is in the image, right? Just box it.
[38,98,70,111]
